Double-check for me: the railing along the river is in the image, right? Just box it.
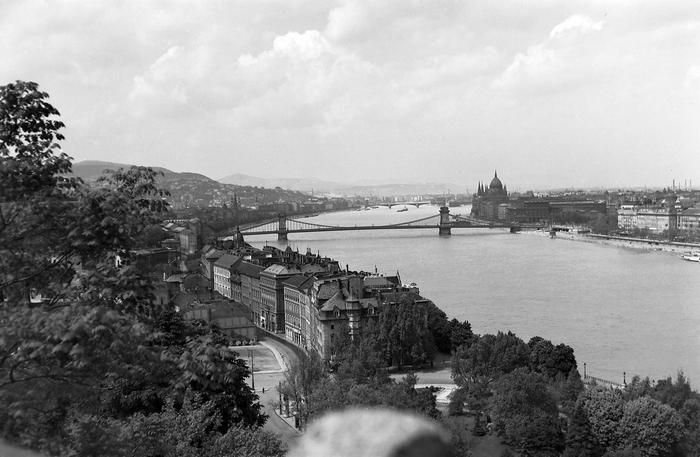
[583,374,626,390]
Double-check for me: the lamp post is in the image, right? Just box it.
[249,350,255,391]
[279,381,283,415]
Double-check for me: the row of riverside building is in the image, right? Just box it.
[471,171,700,234]
[471,171,609,223]
[200,228,425,359]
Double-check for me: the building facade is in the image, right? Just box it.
[240,262,265,327]
[283,275,315,349]
[618,203,678,233]
[212,254,242,299]
[260,264,302,333]
[471,171,509,220]
[200,246,226,289]
[678,208,700,233]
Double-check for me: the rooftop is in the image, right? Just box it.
[263,264,302,276]
[283,274,314,289]
[237,261,265,278]
[214,253,242,269]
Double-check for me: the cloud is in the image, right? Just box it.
[685,65,700,96]
[549,14,603,39]
[325,1,370,42]
[494,14,606,93]
[1,0,698,185]
[126,28,383,130]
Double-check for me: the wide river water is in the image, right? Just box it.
[249,205,700,385]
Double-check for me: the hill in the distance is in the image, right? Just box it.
[71,160,211,182]
[218,172,464,196]
[71,161,307,209]
[218,173,339,193]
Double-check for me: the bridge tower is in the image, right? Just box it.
[439,206,451,236]
[277,213,288,241]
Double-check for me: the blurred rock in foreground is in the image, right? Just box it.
[288,408,451,457]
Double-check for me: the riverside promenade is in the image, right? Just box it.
[527,227,700,254]
[238,333,302,445]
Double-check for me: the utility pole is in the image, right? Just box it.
[279,381,283,415]
[249,350,255,391]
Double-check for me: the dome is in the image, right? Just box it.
[489,171,503,190]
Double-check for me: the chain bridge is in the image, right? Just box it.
[227,206,519,241]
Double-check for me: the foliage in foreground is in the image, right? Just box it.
[449,324,699,457]
[0,80,275,456]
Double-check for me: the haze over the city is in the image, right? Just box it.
[1,0,699,190]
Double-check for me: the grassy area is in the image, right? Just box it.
[234,345,280,372]
[444,415,512,457]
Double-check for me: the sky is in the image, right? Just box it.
[2,0,699,190]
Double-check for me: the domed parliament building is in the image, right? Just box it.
[471,171,509,220]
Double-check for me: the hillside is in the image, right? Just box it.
[219,172,464,196]
[218,173,336,194]
[71,160,308,209]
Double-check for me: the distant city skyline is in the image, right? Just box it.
[2,1,699,190]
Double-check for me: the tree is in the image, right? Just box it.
[616,397,683,457]
[560,368,585,416]
[0,81,265,453]
[425,302,451,353]
[601,451,643,457]
[491,367,560,450]
[449,318,473,351]
[624,372,700,456]
[564,400,602,457]
[327,317,388,384]
[579,387,624,452]
[448,387,469,416]
[528,337,577,380]
[591,214,618,235]
[679,395,700,457]
[306,377,351,419]
[452,331,530,393]
[0,80,71,201]
[1,80,79,303]
[517,410,565,457]
[281,350,325,428]
[650,371,695,411]
[136,224,168,248]
[377,297,437,367]
[66,397,284,457]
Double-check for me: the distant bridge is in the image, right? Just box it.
[373,201,432,208]
[224,206,521,241]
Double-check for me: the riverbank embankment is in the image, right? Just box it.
[523,229,700,255]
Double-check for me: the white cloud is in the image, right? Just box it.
[549,14,603,39]
[494,14,606,92]
[1,1,699,185]
[685,65,700,96]
[325,2,369,41]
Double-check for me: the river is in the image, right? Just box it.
[248,205,700,385]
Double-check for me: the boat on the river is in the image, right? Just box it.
[680,252,700,262]
[396,206,408,212]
